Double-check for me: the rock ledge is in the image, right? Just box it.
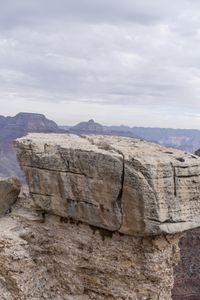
[14,133,200,236]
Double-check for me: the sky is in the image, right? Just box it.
[1,0,200,128]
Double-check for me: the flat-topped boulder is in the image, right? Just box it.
[14,133,200,236]
[0,177,21,215]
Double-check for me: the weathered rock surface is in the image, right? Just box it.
[15,133,200,236]
[0,133,197,299]
[172,228,200,300]
[0,189,180,300]
[171,147,200,299]
[0,177,21,215]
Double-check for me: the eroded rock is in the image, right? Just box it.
[172,228,200,300]
[0,177,21,215]
[0,190,181,300]
[3,132,200,299]
[14,133,200,236]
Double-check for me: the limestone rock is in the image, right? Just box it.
[0,177,21,215]
[0,189,180,300]
[14,133,200,236]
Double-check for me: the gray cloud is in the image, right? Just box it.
[0,0,200,127]
[0,0,185,28]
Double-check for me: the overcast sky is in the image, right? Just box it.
[1,0,200,128]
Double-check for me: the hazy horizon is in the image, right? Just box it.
[1,1,200,128]
[2,110,200,131]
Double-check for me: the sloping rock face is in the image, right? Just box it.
[0,177,21,215]
[15,133,200,236]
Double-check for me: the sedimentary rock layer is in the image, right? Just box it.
[14,133,200,236]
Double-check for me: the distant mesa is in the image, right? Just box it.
[70,119,105,134]
[0,112,66,178]
[7,112,63,134]
[68,119,140,138]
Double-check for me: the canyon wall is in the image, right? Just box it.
[0,133,197,299]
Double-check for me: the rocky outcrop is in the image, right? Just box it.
[15,133,200,236]
[2,133,198,299]
[0,189,180,300]
[0,177,21,215]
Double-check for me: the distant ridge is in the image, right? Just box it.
[62,119,140,139]
[2,114,200,178]
[0,112,66,178]
[60,119,200,153]
[70,119,107,134]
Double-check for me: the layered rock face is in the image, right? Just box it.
[171,148,200,299]
[15,133,200,236]
[4,133,198,299]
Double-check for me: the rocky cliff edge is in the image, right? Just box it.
[14,133,200,236]
[0,133,198,299]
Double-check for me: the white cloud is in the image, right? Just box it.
[0,0,200,128]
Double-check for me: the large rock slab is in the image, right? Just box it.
[0,177,21,215]
[14,133,200,236]
[0,190,181,300]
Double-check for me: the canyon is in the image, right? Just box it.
[0,134,199,299]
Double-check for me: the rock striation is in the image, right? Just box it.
[15,133,200,236]
[171,148,200,299]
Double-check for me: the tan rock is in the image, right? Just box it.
[14,133,200,235]
[0,190,180,300]
[0,177,21,215]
